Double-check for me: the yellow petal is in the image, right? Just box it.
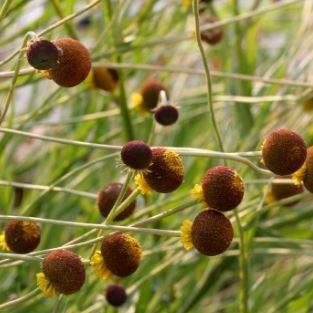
[90,250,112,281]
[292,163,306,186]
[36,272,58,297]
[135,173,153,195]
[180,220,193,250]
[0,233,9,252]
[130,92,149,115]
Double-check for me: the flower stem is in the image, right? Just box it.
[234,208,249,313]
[192,0,225,153]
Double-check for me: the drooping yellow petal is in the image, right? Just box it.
[292,163,306,186]
[182,0,192,10]
[190,184,208,209]
[130,92,148,115]
[180,220,193,250]
[264,187,276,205]
[0,233,9,251]
[90,250,112,281]
[36,272,58,297]
[135,173,153,195]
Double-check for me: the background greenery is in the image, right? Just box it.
[0,0,312,312]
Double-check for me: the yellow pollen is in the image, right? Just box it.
[232,172,244,191]
[41,70,52,80]
[22,222,39,241]
[130,92,148,115]
[0,233,9,251]
[292,163,307,186]
[135,173,153,195]
[163,150,184,176]
[90,250,112,281]
[182,0,191,10]
[180,220,193,250]
[36,272,58,297]
[190,184,208,209]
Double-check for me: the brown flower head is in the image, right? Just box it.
[97,183,136,221]
[262,128,307,175]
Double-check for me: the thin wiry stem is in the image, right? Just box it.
[0,215,181,237]
[0,179,97,199]
[0,127,271,176]
[192,0,224,152]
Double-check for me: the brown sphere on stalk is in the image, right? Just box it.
[121,140,152,170]
[48,38,91,87]
[143,147,184,193]
[201,166,244,211]
[262,128,307,176]
[269,180,303,206]
[97,183,136,221]
[43,249,85,295]
[200,15,223,45]
[91,66,119,92]
[106,284,127,307]
[141,79,168,111]
[4,220,41,253]
[27,40,59,70]
[101,232,142,277]
[191,210,233,256]
[154,104,179,126]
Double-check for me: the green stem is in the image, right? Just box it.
[234,208,249,313]
[0,0,11,22]
[89,170,135,257]
[0,33,30,125]
[0,288,41,310]
[0,215,181,237]
[192,0,224,153]
[50,0,78,39]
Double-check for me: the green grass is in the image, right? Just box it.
[0,0,313,312]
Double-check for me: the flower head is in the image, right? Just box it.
[38,249,85,296]
[90,66,119,92]
[48,38,91,87]
[97,183,136,221]
[2,220,41,253]
[121,140,152,170]
[91,233,142,278]
[27,39,59,70]
[181,210,233,256]
[154,104,179,126]
[137,148,184,193]
[200,166,244,211]
[106,284,127,307]
[262,128,307,175]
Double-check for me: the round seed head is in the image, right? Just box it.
[141,79,168,111]
[4,220,40,253]
[201,166,244,211]
[27,40,59,70]
[143,148,184,193]
[200,16,224,45]
[101,232,141,277]
[303,147,313,193]
[92,66,119,92]
[262,128,307,175]
[43,249,85,295]
[269,180,303,206]
[121,140,152,170]
[97,183,136,221]
[49,38,91,87]
[191,210,233,256]
[154,105,179,126]
[106,284,127,307]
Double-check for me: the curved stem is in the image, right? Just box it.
[192,0,224,153]
[0,288,41,310]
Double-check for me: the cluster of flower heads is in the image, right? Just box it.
[1,127,312,303]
